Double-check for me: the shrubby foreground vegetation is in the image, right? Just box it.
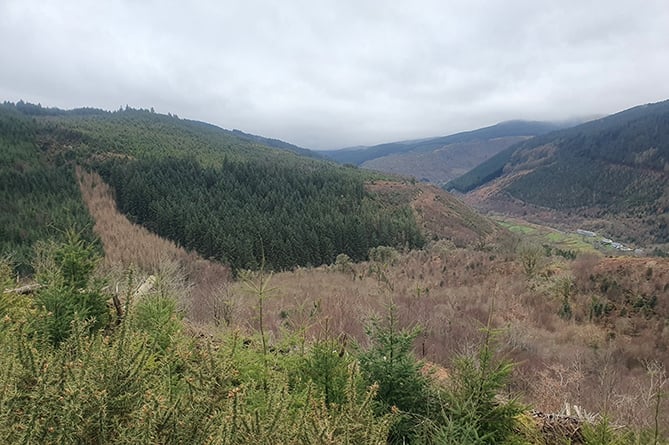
[1,235,666,444]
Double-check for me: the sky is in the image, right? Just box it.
[1,1,669,150]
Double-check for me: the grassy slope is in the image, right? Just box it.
[496,218,596,252]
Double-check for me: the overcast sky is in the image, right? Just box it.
[1,0,668,149]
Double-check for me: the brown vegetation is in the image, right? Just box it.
[76,168,231,321]
[367,180,507,246]
[221,244,669,433]
[78,168,668,432]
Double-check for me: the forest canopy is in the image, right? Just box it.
[1,101,424,273]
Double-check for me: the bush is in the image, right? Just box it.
[435,326,525,445]
[0,258,34,327]
[31,231,109,345]
[358,305,431,444]
[517,242,543,278]
[0,307,395,444]
[581,417,668,445]
[369,246,400,265]
[131,292,182,352]
[303,335,353,406]
[334,253,355,277]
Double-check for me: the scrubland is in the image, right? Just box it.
[48,170,669,443]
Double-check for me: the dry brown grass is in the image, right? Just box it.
[366,180,508,246]
[77,167,231,321]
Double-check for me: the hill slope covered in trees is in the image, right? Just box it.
[3,102,668,445]
[1,101,496,273]
[448,99,669,245]
[0,104,98,273]
[360,135,530,186]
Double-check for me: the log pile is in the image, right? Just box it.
[530,403,601,444]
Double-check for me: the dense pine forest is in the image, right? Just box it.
[0,101,423,273]
[98,157,423,271]
[0,104,97,273]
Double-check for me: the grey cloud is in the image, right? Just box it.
[1,0,668,149]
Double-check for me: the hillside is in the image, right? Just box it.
[76,168,230,323]
[0,101,499,273]
[2,101,668,444]
[0,104,98,273]
[322,121,564,180]
[449,99,669,246]
[365,180,505,246]
[5,231,669,443]
[229,128,324,159]
[361,136,529,185]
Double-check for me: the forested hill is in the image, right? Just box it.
[448,99,669,244]
[0,103,97,273]
[1,101,430,272]
[229,128,324,159]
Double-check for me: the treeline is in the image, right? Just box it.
[445,145,515,193]
[98,157,424,271]
[35,105,325,166]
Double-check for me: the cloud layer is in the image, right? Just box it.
[1,0,668,149]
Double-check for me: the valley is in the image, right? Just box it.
[1,100,669,444]
[450,100,669,253]
[323,120,567,187]
[360,136,529,185]
[66,166,669,439]
[3,0,668,442]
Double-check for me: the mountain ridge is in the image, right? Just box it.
[322,120,568,166]
[321,120,584,186]
[449,99,669,246]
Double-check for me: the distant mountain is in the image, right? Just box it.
[448,99,669,245]
[322,120,569,185]
[360,136,531,186]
